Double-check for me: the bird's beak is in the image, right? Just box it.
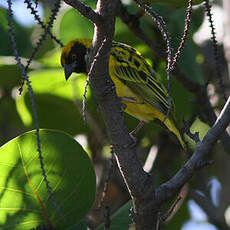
[64,63,73,80]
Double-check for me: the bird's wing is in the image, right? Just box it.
[110,42,171,115]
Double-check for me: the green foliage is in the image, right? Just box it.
[0,96,24,138]
[156,62,197,123]
[58,8,94,45]
[97,201,133,230]
[0,129,96,230]
[0,1,222,230]
[67,221,88,230]
[0,56,38,88]
[150,0,203,8]
[163,199,190,229]
[0,7,32,57]
[0,60,22,88]
[167,8,205,85]
[15,68,94,135]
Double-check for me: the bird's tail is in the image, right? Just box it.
[164,117,186,150]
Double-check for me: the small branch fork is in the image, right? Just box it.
[63,1,230,229]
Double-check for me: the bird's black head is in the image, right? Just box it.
[61,39,91,80]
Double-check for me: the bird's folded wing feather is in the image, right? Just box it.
[110,45,171,115]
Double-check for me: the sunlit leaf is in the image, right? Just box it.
[186,118,210,149]
[0,56,40,88]
[15,69,91,135]
[39,49,62,68]
[25,69,89,100]
[58,8,94,45]
[0,129,96,230]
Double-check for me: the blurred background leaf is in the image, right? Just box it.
[0,7,32,57]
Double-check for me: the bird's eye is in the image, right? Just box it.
[72,53,77,60]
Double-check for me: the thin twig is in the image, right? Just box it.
[118,2,166,59]
[24,0,63,47]
[134,0,172,120]
[19,0,61,94]
[104,206,111,230]
[162,183,189,222]
[25,0,61,71]
[7,0,65,222]
[170,0,193,71]
[83,76,90,125]
[204,0,227,101]
[71,79,106,145]
[98,149,115,209]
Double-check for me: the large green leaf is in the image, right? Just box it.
[0,129,96,230]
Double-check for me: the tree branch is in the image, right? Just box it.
[155,97,230,204]
[88,0,149,197]
[63,0,155,228]
[63,0,103,26]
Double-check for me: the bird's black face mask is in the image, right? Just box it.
[63,42,87,80]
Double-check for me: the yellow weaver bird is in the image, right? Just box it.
[61,39,186,149]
